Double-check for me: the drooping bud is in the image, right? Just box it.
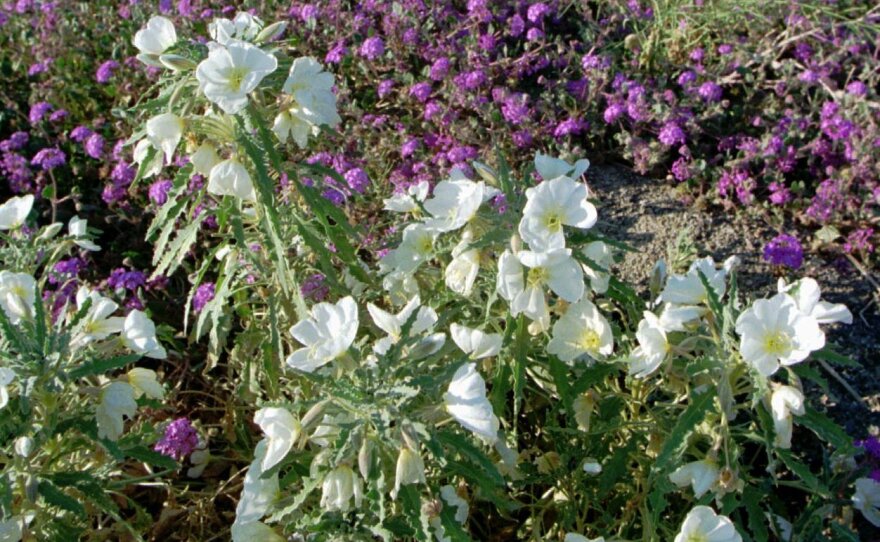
[255,21,288,43]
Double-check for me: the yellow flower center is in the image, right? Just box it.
[541,210,563,232]
[416,236,434,256]
[578,329,601,352]
[227,67,249,92]
[686,535,708,542]
[763,331,791,356]
[527,266,549,288]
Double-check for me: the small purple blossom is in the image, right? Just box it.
[409,82,432,103]
[69,126,93,142]
[0,132,29,151]
[154,418,200,460]
[762,233,804,269]
[192,283,215,313]
[84,133,105,159]
[301,273,329,302]
[658,122,686,146]
[697,82,722,102]
[359,36,385,61]
[31,148,66,170]
[149,179,174,205]
[95,60,119,84]
[429,57,450,81]
[29,102,53,124]
[107,268,147,292]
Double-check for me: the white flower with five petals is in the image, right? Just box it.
[0,195,33,230]
[769,385,804,449]
[444,363,499,444]
[674,506,742,542]
[133,16,177,67]
[208,159,256,201]
[547,298,614,363]
[518,176,597,251]
[254,407,300,472]
[195,40,277,115]
[450,324,502,359]
[0,271,35,324]
[287,296,358,372]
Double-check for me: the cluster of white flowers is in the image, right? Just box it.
[132,12,342,203]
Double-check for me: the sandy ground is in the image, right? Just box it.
[588,163,880,436]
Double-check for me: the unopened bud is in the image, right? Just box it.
[159,54,197,71]
[358,438,373,480]
[14,436,33,458]
[472,161,498,185]
[36,222,63,242]
[255,21,287,43]
[300,399,329,432]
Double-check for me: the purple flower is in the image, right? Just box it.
[95,60,119,84]
[69,126,93,142]
[359,36,385,61]
[111,162,136,186]
[527,3,551,23]
[28,102,53,124]
[689,47,704,63]
[526,27,544,41]
[401,138,420,158]
[717,44,733,55]
[301,273,329,302]
[508,14,525,36]
[671,158,691,181]
[553,117,587,138]
[149,179,174,205]
[844,228,874,254]
[192,283,215,313]
[697,82,722,102]
[107,268,147,292]
[429,57,451,81]
[344,167,370,193]
[31,148,66,170]
[154,418,200,460]
[603,102,625,124]
[377,79,394,98]
[300,4,319,22]
[768,181,791,205]
[658,122,686,146]
[846,81,867,97]
[49,109,68,122]
[762,233,804,269]
[677,70,696,87]
[409,82,432,103]
[28,60,51,76]
[501,93,529,125]
[325,41,348,64]
[1,131,29,151]
[84,133,104,159]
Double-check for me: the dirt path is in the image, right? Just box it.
[588,163,880,436]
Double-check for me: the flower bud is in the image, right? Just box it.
[510,233,522,254]
[392,447,426,499]
[35,222,64,241]
[300,399,329,432]
[159,54,197,71]
[255,21,287,43]
[472,161,498,185]
[320,465,362,512]
[649,259,667,301]
[572,391,596,432]
[358,438,373,480]
[14,436,33,458]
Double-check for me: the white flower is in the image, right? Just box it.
[564,535,604,542]
[626,311,669,378]
[518,176,597,251]
[190,142,222,177]
[582,460,602,475]
[71,287,123,346]
[133,139,163,179]
[95,381,137,441]
[423,172,485,232]
[254,407,300,472]
[779,277,853,325]
[321,465,363,512]
[450,324,502,359]
[287,296,358,372]
[272,110,314,149]
[735,293,824,376]
[0,195,33,230]
[146,113,184,165]
[534,152,590,182]
[0,271,35,324]
[581,241,613,294]
[854,477,880,527]
[392,447,426,499]
[231,522,284,542]
[275,57,341,143]
[383,181,429,213]
[234,439,279,526]
[68,216,100,251]
[498,248,584,325]
[0,367,15,410]
[547,298,613,363]
[208,159,256,201]
[122,310,167,359]
[444,363,499,444]
[660,256,733,305]
[127,368,164,400]
[674,506,742,542]
[440,485,469,523]
[770,385,804,449]
[669,460,720,498]
[658,303,705,332]
[133,16,177,66]
[390,223,439,275]
[445,244,480,297]
[0,512,34,542]
[209,12,264,45]
[195,40,278,115]
[368,295,441,356]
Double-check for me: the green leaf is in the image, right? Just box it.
[775,449,830,498]
[38,480,86,518]
[125,445,179,469]
[151,216,203,279]
[742,486,769,542]
[68,354,141,379]
[798,407,854,452]
[812,347,859,367]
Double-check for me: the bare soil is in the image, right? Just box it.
[588,163,880,437]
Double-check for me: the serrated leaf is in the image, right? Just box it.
[125,445,179,469]
[151,216,203,278]
[38,480,86,518]
[68,354,141,379]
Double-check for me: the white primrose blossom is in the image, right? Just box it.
[190,142,222,177]
[0,195,33,230]
[547,298,614,363]
[287,296,358,372]
[674,506,742,542]
[444,363,500,445]
[274,57,341,148]
[581,241,613,294]
[534,152,590,182]
[95,381,137,441]
[660,256,735,306]
[368,295,444,357]
[392,447,427,499]
[382,223,438,275]
[145,113,184,165]
[254,407,300,472]
[133,16,177,67]
[122,310,167,359]
[496,248,584,328]
[669,460,720,498]
[209,12,264,45]
[384,181,429,213]
[854,477,880,527]
[232,440,280,539]
[127,368,164,400]
[778,277,853,325]
[445,232,481,297]
[71,287,124,346]
[626,311,669,378]
[208,159,256,201]
[422,171,487,232]
[321,465,363,512]
[195,39,278,115]
[734,293,824,377]
[450,324,502,359]
[0,271,36,324]
[518,175,598,251]
[0,367,15,410]
[68,216,100,251]
[769,385,804,449]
